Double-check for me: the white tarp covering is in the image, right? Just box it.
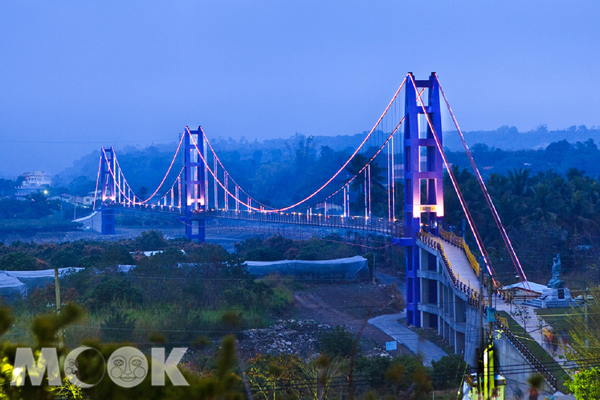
[2,267,84,293]
[245,255,370,281]
[0,273,27,297]
[117,265,136,273]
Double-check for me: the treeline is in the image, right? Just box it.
[443,166,600,287]
[448,138,600,177]
[443,124,600,151]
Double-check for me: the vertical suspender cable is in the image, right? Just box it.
[391,132,396,221]
[364,170,368,219]
[178,176,182,209]
[368,164,372,220]
[387,142,391,221]
[342,186,348,217]
[409,74,496,284]
[204,135,209,209]
[93,155,102,210]
[214,158,218,209]
[224,174,229,210]
[436,76,529,288]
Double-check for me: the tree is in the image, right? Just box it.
[316,325,356,358]
[565,367,600,400]
[85,278,143,310]
[134,230,168,251]
[431,354,468,390]
[0,251,38,271]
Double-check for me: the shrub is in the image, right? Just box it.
[101,310,136,343]
[317,325,356,358]
[134,230,168,251]
[431,354,468,390]
[86,278,143,310]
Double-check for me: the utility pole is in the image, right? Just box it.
[478,265,484,349]
[54,269,64,350]
[487,273,493,338]
[585,287,589,350]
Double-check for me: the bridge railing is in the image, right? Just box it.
[419,232,557,389]
[439,228,480,277]
[417,231,482,310]
[493,316,558,390]
[201,209,404,236]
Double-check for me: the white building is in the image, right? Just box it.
[15,170,52,197]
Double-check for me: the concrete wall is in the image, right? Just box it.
[494,332,556,397]
[416,243,480,366]
[73,210,102,233]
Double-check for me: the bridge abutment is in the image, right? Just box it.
[101,207,115,235]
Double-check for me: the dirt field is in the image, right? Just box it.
[288,281,409,355]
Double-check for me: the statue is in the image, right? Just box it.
[547,253,564,288]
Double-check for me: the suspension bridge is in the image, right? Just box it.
[91,72,563,393]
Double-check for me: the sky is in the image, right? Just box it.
[1,1,600,177]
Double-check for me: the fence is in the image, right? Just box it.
[439,228,480,276]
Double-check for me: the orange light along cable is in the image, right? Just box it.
[409,74,498,287]
[436,75,530,291]
[101,148,139,204]
[200,127,272,210]
[123,130,185,205]
[236,77,408,213]
[92,154,102,210]
[187,127,261,211]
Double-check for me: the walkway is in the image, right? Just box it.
[368,313,448,366]
[492,293,573,367]
[429,236,480,290]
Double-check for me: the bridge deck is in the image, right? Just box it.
[432,236,480,290]
[202,210,404,236]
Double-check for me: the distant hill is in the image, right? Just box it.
[443,125,600,151]
[54,125,600,194]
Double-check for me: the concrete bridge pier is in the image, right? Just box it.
[101,207,115,235]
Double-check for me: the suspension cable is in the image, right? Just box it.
[118,131,185,204]
[92,155,102,211]
[187,127,259,211]
[409,74,497,285]
[200,78,407,213]
[100,148,139,204]
[436,75,529,289]
[200,127,272,210]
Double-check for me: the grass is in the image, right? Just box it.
[534,307,574,333]
[400,321,453,355]
[497,310,569,391]
[9,302,277,348]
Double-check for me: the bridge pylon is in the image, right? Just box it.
[182,127,207,242]
[399,72,444,327]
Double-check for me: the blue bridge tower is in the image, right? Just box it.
[401,73,444,327]
[182,127,207,242]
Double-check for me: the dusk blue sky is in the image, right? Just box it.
[1,1,599,177]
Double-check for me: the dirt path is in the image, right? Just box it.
[291,284,409,356]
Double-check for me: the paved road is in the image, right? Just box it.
[368,313,448,366]
[375,271,406,297]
